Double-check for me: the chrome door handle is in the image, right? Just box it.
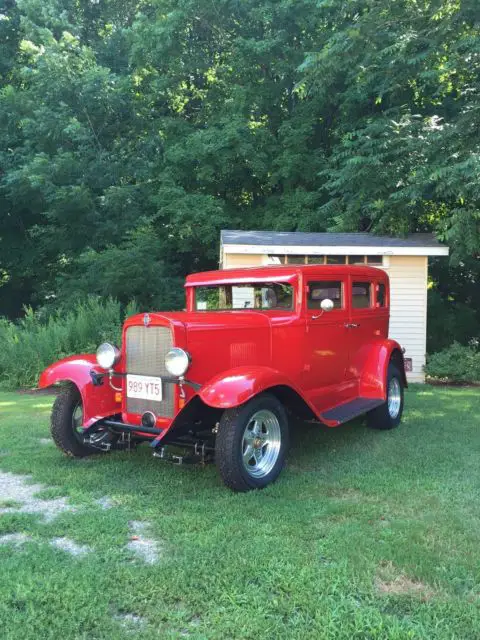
[311,314,322,320]
[344,322,360,329]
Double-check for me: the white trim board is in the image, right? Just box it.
[223,244,449,257]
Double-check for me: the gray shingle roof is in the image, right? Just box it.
[221,229,446,249]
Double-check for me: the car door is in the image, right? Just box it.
[303,276,350,411]
[345,275,379,379]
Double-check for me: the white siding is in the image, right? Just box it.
[382,256,427,383]
[232,286,255,309]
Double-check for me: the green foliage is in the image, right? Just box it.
[425,342,480,383]
[0,0,478,350]
[427,256,480,352]
[0,297,138,389]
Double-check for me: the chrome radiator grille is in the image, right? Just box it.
[125,325,174,417]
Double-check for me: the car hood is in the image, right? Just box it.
[124,311,273,383]
[125,310,272,331]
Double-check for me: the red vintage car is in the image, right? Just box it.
[39,265,406,491]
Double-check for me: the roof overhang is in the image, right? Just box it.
[222,243,449,257]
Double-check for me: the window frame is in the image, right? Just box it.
[305,279,346,313]
[375,282,388,308]
[194,282,295,312]
[266,254,385,266]
[351,280,374,310]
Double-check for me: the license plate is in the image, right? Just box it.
[126,375,163,402]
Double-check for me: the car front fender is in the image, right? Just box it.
[38,355,121,428]
[357,339,407,400]
[198,365,306,410]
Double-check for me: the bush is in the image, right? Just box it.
[425,342,480,384]
[0,297,138,390]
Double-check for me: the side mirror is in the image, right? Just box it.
[320,298,334,312]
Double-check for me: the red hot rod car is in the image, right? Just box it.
[39,265,406,491]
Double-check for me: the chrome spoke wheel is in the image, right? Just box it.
[72,402,84,434]
[387,377,402,419]
[71,401,108,445]
[241,409,282,479]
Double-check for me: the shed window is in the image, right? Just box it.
[326,255,347,264]
[287,255,306,264]
[352,282,372,309]
[307,281,343,309]
[267,255,285,264]
[266,254,384,266]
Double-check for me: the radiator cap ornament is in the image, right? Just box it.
[143,313,151,327]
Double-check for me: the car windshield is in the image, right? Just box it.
[195,282,294,311]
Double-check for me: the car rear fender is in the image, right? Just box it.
[38,355,121,428]
[358,339,408,400]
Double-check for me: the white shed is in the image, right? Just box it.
[220,230,449,383]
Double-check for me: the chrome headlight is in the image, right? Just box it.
[165,347,190,377]
[96,342,121,370]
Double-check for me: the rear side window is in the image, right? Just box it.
[352,282,372,309]
[376,283,386,307]
[307,281,343,309]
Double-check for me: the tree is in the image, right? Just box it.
[0,0,478,349]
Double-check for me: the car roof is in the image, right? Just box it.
[185,264,387,286]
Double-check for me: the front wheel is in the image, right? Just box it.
[367,363,404,430]
[215,393,289,492]
[50,384,112,457]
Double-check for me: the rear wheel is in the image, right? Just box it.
[367,364,404,430]
[215,393,289,492]
[51,384,111,457]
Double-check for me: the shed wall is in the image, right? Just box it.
[382,255,427,383]
[223,253,267,268]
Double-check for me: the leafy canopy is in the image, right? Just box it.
[0,0,478,347]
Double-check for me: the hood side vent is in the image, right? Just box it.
[230,342,258,368]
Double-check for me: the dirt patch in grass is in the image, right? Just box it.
[95,496,114,510]
[0,533,31,547]
[127,520,162,565]
[113,612,146,632]
[0,471,74,522]
[375,562,436,599]
[50,537,91,557]
[326,487,370,502]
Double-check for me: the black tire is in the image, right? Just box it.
[215,393,289,492]
[367,363,404,430]
[51,384,109,457]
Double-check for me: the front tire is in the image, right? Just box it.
[367,363,404,430]
[50,384,110,457]
[215,393,289,492]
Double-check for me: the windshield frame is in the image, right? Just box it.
[193,281,296,312]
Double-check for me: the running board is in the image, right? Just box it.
[320,397,384,425]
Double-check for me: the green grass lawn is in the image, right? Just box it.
[0,386,479,639]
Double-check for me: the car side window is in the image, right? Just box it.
[352,282,372,309]
[376,283,386,307]
[307,281,343,310]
